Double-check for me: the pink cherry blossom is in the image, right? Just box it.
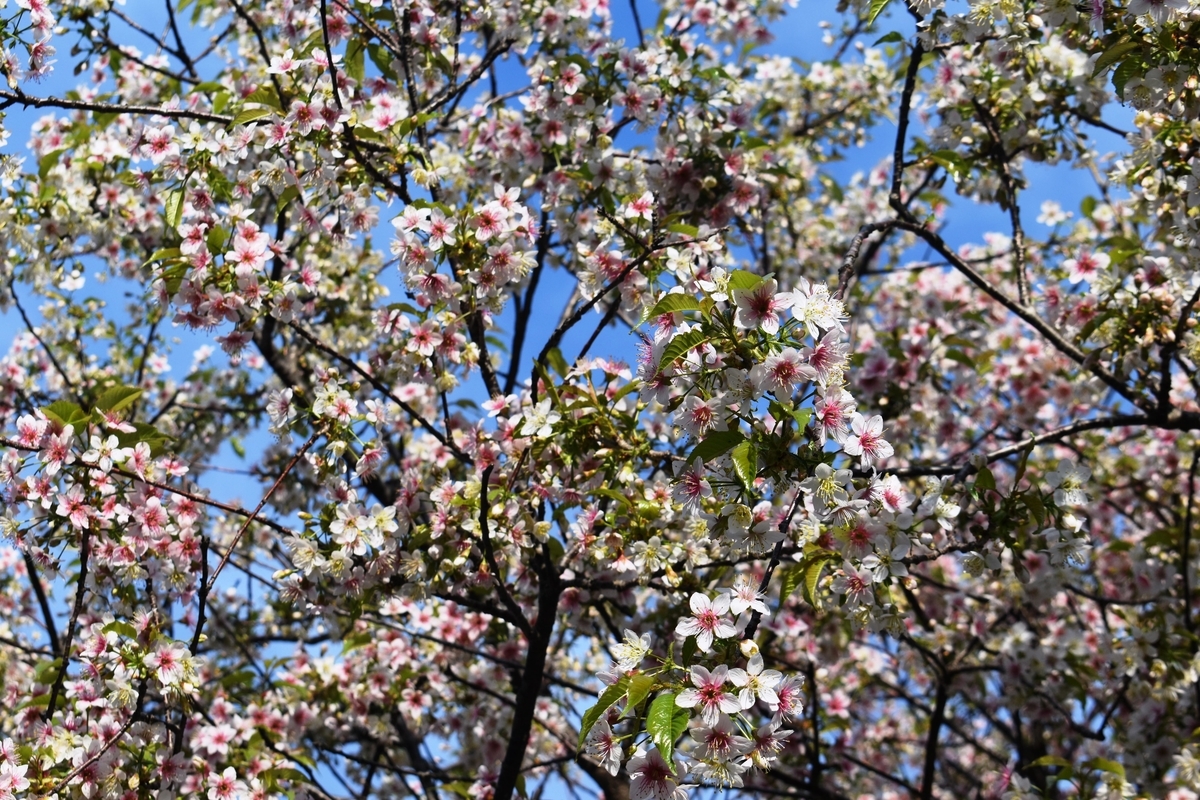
[676,664,743,724]
[732,277,793,335]
[675,592,737,652]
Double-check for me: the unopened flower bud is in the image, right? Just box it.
[739,639,760,658]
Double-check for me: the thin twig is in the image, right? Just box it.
[285,320,472,464]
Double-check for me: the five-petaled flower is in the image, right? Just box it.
[676,664,743,724]
[732,277,793,335]
[675,592,737,652]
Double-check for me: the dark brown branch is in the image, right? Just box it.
[530,229,702,404]
[972,99,1028,305]
[9,279,77,399]
[285,319,472,463]
[505,213,551,395]
[887,40,924,216]
[114,468,299,538]
[190,430,318,655]
[43,529,89,721]
[1185,448,1200,719]
[23,552,60,657]
[920,676,948,800]
[227,0,287,103]
[478,464,532,637]
[1158,283,1200,411]
[493,541,562,799]
[0,88,232,124]
[165,0,200,78]
[883,219,1151,412]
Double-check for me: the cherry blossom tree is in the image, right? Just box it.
[1,0,1199,798]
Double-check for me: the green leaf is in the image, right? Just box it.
[867,0,892,24]
[164,189,185,230]
[160,260,190,297]
[545,535,565,566]
[779,562,804,603]
[974,466,996,492]
[1081,195,1097,219]
[726,269,763,292]
[804,558,829,608]
[143,247,181,267]
[625,673,656,712]
[790,407,813,431]
[342,631,372,654]
[1030,755,1073,769]
[231,106,275,126]
[656,329,710,372]
[646,693,689,771]
[43,400,90,430]
[34,658,63,684]
[943,349,975,368]
[1092,40,1141,77]
[644,293,702,322]
[1084,757,1125,778]
[103,620,138,639]
[730,440,757,489]
[261,767,311,789]
[346,39,366,84]
[95,385,142,414]
[873,31,904,45]
[1112,57,1143,100]
[819,172,844,203]
[114,422,175,457]
[668,222,699,237]
[547,347,571,379]
[205,225,228,253]
[578,676,630,749]
[1094,234,1141,268]
[367,43,398,80]
[687,429,745,465]
[277,185,301,210]
[681,635,697,667]
[243,86,282,109]
[928,149,970,183]
[1077,311,1115,344]
[16,694,52,711]
[593,488,632,508]
[1012,445,1032,486]
[219,669,257,688]
[1025,491,1046,527]
[38,148,65,180]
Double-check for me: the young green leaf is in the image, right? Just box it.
[730,440,757,489]
[646,693,689,771]
[578,676,630,749]
[231,106,275,126]
[95,385,143,414]
[687,429,746,465]
[867,0,892,24]
[625,673,657,712]
[656,329,710,373]
[43,400,90,430]
[779,562,805,604]
[164,189,185,230]
[644,293,702,322]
